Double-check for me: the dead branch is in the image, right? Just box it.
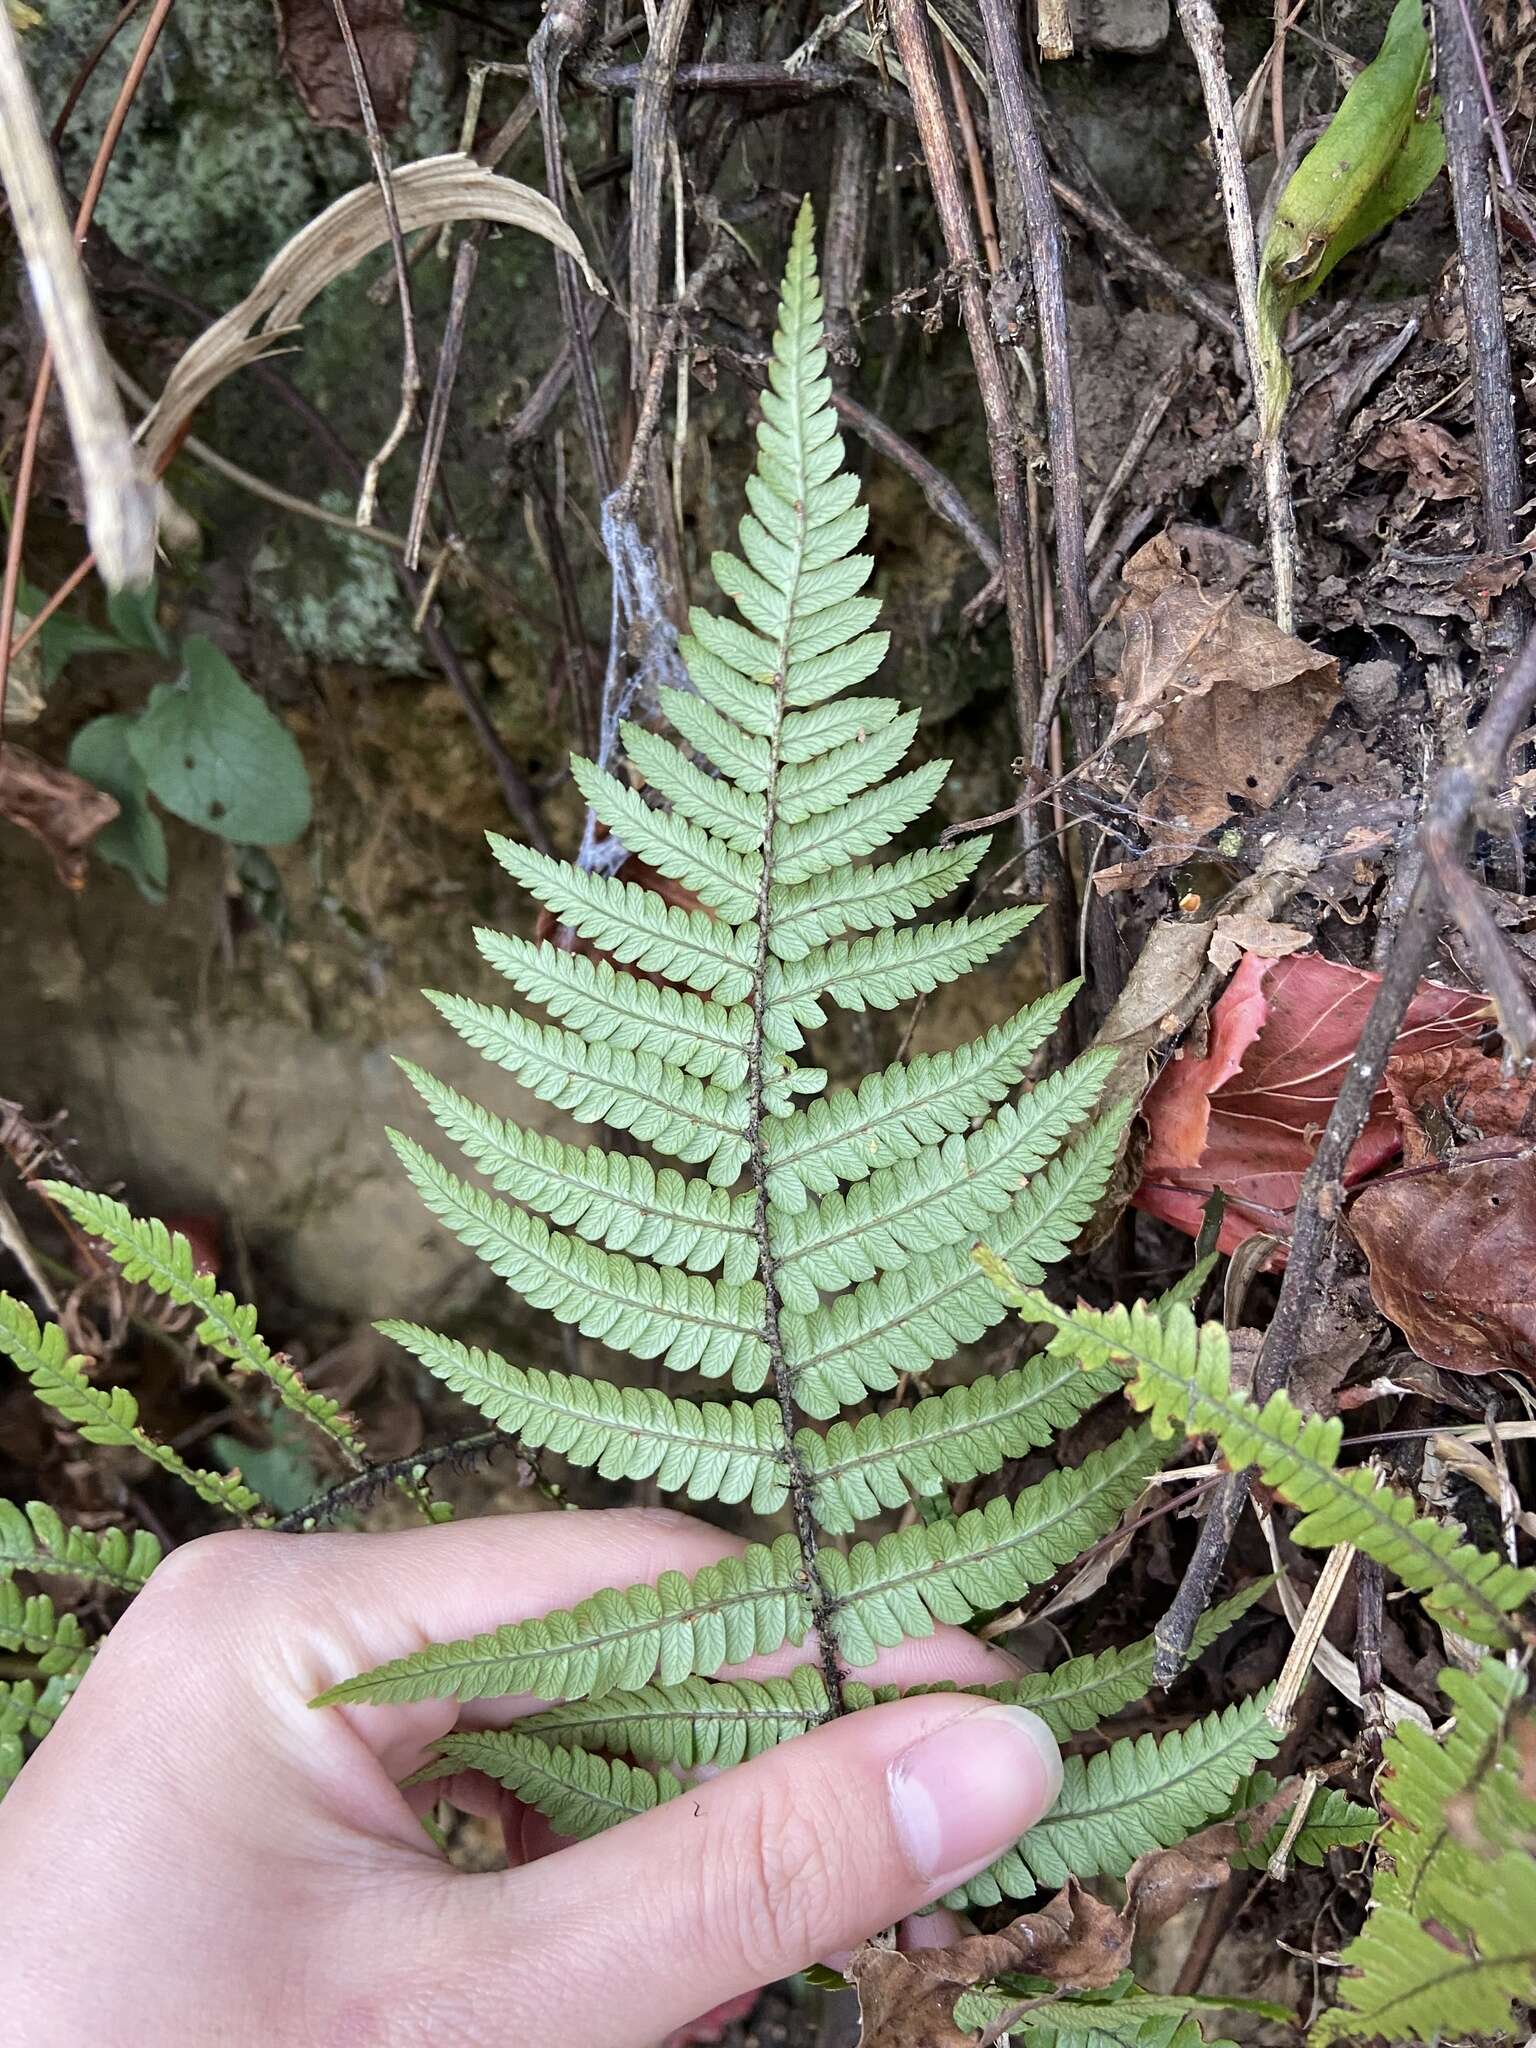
[330,0,421,529]
[886,0,1074,997]
[1432,0,1526,590]
[0,0,166,726]
[1172,0,1298,632]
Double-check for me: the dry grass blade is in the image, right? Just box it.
[136,155,603,473]
[0,6,157,590]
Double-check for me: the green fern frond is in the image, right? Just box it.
[948,1693,1283,1909]
[0,1294,266,1521]
[1314,1661,1536,2043]
[320,202,1209,1868]
[38,1189,368,1472]
[1225,1771,1376,1870]
[0,1581,93,1677]
[0,1674,75,1797]
[448,1583,1273,1779]
[1013,1293,1534,1648]
[0,1499,161,1594]
[464,1667,832,1772]
[433,1693,1279,1917]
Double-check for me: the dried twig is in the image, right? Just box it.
[1084,364,1183,558]
[406,231,480,567]
[1049,174,1237,341]
[330,0,421,527]
[1432,0,1525,595]
[886,0,1070,989]
[0,0,166,726]
[1173,0,1298,632]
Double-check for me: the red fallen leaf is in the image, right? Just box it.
[1134,951,1487,1257]
[1349,1046,1536,1381]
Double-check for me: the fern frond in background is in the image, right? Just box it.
[299,203,1297,1907]
[1313,1661,1536,2044]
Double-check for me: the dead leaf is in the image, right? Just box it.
[851,1785,1305,2047]
[1349,1047,1536,1381]
[0,742,119,887]
[138,156,602,475]
[1207,914,1312,975]
[274,0,417,133]
[1103,533,1340,861]
[1362,418,1481,500]
[1135,951,1488,1256]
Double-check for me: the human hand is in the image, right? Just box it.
[0,1508,1063,2047]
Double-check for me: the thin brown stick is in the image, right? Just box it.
[1085,364,1183,558]
[940,36,1000,274]
[1432,0,1525,574]
[330,0,420,527]
[406,231,480,568]
[0,0,171,732]
[48,0,144,144]
[531,0,614,497]
[886,0,1068,987]
[1356,1552,1388,1761]
[1173,0,1297,632]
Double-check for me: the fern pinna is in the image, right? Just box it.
[313,203,1291,1905]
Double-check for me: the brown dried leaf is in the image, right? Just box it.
[0,742,119,887]
[1207,914,1312,975]
[274,0,417,133]
[1350,1047,1536,1381]
[1361,418,1481,500]
[851,1785,1306,2047]
[1104,534,1340,858]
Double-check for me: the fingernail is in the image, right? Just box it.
[887,1704,1064,1893]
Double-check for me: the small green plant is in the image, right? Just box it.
[18,577,312,900]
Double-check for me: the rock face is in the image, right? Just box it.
[1072,0,1170,53]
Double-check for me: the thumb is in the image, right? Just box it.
[438,1691,1063,2048]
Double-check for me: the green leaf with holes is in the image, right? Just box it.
[129,636,310,845]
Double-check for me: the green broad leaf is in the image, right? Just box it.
[105,581,173,656]
[1256,0,1444,438]
[129,636,311,845]
[16,579,128,687]
[67,714,169,903]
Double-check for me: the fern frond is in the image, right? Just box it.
[477,1667,831,1771]
[377,1323,790,1513]
[619,719,768,845]
[763,910,1037,1048]
[314,1534,810,1707]
[414,1729,685,1835]
[421,998,751,1181]
[0,1674,75,1797]
[770,1050,1115,1306]
[769,759,949,883]
[978,1580,1272,1738]
[0,1294,266,1520]
[0,1500,161,1594]
[788,1113,1127,1418]
[569,753,762,921]
[0,1582,93,1677]
[773,706,917,821]
[949,1693,1283,1909]
[490,836,755,1000]
[1310,1660,1536,2042]
[396,1062,758,1280]
[40,1188,367,1470]
[387,1141,769,1384]
[1016,1294,1534,1648]
[762,986,1075,1208]
[1224,1771,1375,1870]
[473,929,752,1085]
[766,839,988,960]
[802,1352,1122,1534]
[440,1693,1278,1918]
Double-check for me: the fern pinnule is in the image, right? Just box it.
[0,1499,161,1595]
